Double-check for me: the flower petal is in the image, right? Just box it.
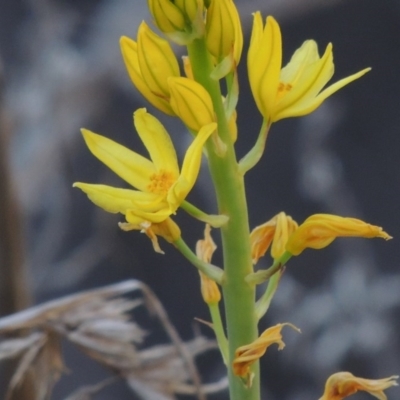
[248,15,282,120]
[133,108,179,178]
[73,183,157,214]
[81,129,155,192]
[125,207,172,224]
[120,36,175,115]
[168,122,216,208]
[279,40,320,83]
[137,22,180,96]
[286,214,391,256]
[275,43,334,120]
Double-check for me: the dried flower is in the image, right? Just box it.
[196,224,221,304]
[250,212,298,263]
[232,323,300,385]
[286,214,391,256]
[319,371,398,400]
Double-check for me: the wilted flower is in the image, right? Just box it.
[250,212,298,263]
[285,214,391,256]
[232,323,300,385]
[248,14,370,123]
[319,371,398,400]
[196,225,221,304]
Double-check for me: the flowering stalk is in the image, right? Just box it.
[73,2,397,400]
[187,37,260,400]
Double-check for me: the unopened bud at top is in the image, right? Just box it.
[205,0,243,66]
[148,0,205,44]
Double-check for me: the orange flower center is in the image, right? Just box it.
[276,82,293,101]
[147,170,175,194]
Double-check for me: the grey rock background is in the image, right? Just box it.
[0,0,399,399]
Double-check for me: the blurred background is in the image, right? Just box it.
[0,0,400,399]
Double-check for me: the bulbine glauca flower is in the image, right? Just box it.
[232,323,300,386]
[74,108,216,228]
[250,212,298,264]
[286,214,392,256]
[120,22,180,115]
[248,14,371,124]
[205,0,243,67]
[148,0,205,44]
[168,77,216,131]
[319,372,398,400]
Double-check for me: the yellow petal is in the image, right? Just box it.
[250,216,277,264]
[80,129,154,192]
[133,108,179,178]
[137,22,180,97]
[274,42,334,121]
[233,323,300,380]
[168,77,215,131]
[250,212,298,263]
[148,0,186,33]
[279,40,321,83]
[125,207,173,224]
[286,214,392,256]
[206,0,237,61]
[319,372,398,400]
[248,15,282,120]
[271,213,298,259]
[72,183,156,214]
[120,36,175,115]
[168,122,216,207]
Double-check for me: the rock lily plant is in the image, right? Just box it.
[74,1,398,399]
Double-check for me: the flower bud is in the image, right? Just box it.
[148,0,205,44]
[148,0,186,33]
[120,35,175,115]
[168,77,215,131]
[205,0,243,65]
[137,21,180,98]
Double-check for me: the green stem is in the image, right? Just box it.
[181,200,229,227]
[255,271,282,320]
[188,38,260,400]
[239,119,270,175]
[209,303,229,364]
[246,251,292,285]
[174,238,225,284]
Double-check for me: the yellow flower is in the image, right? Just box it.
[319,372,398,400]
[248,14,371,123]
[205,0,243,65]
[120,22,180,115]
[196,224,221,304]
[286,214,392,256]
[232,323,300,384]
[168,77,215,131]
[148,0,204,44]
[250,212,298,263]
[74,108,216,225]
